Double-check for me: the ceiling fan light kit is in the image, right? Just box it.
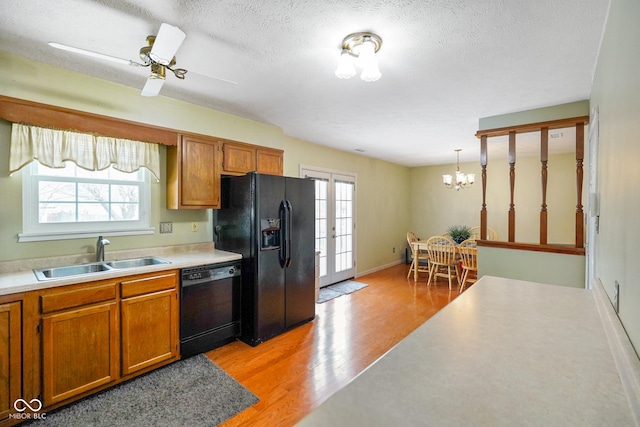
[335,32,382,82]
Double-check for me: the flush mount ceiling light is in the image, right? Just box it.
[335,32,382,82]
[443,149,475,191]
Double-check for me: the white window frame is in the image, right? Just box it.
[19,162,154,242]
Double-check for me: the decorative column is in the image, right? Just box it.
[480,135,488,240]
[575,122,585,248]
[508,131,516,242]
[540,127,548,245]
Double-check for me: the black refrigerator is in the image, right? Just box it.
[215,172,316,346]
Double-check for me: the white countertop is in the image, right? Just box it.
[0,243,241,296]
[298,276,639,426]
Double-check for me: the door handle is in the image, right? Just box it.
[278,200,293,268]
[283,200,292,267]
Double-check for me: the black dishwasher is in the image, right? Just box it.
[180,261,241,358]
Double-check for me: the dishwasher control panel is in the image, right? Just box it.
[181,262,241,286]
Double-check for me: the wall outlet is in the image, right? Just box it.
[392,247,396,253]
[191,222,198,232]
[159,222,173,234]
[614,281,620,313]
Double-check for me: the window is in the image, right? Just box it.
[20,161,153,242]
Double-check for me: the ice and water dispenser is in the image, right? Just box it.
[260,218,280,250]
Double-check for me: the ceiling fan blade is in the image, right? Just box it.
[48,42,139,66]
[141,77,165,97]
[149,23,186,65]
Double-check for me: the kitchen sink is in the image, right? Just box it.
[106,257,170,269]
[33,257,171,281]
[34,262,113,281]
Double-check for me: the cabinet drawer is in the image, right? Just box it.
[121,272,177,299]
[41,283,116,314]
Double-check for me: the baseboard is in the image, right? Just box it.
[592,277,640,425]
[356,259,403,278]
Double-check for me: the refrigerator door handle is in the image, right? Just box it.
[279,200,292,268]
[279,201,287,267]
[284,200,293,267]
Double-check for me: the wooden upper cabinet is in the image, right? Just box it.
[257,147,284,176]
[169,137,283,209]
[223,143,257,175]
[166,134,221,209]
[222,142,283,176]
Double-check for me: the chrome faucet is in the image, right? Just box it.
[96,236,111,262]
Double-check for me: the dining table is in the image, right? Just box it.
[412,239,463,285]
[411,241,429,282]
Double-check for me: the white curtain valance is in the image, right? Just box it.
[9,123,161,180]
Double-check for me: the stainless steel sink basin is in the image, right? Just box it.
[33,257,170,281]
[34,262,113,281]
[106,257,170,269]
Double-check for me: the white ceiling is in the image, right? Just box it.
[0,0,609,166]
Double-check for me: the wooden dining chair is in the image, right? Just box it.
[457,238,478,291]
[407,232,429,280]
[469,226,498,241]
[425,235,458,290]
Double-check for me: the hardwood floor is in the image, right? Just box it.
[206,263,461,427]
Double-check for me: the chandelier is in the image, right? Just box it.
[334,32,382,82]
[443,149,475,191]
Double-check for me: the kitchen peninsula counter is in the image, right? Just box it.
[298,276,640,426]
[0,242,241,296]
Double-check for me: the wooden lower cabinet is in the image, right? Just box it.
[0,301,21,422]
[33,270,179,413]
[120,272,179,376]
[41,301,119,406]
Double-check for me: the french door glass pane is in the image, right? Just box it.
[314,179,329,277]
[334,181,354,273]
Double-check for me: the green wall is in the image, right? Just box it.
[478,101,589,130]
[0,51,409,275]
[409,153,579,244]
[590,0,640,351]
[478,246,585,288]
[283,137,410,274]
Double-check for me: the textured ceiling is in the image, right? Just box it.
[0,0,609,166]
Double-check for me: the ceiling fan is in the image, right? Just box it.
[48,23,235,97]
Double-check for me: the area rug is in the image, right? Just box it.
[31,354,258,427]
[317,280,369,303]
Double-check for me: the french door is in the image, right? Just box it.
[301,167,356,287]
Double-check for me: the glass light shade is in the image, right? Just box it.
[335,51,356,79]
[467,174,476,184]
[360,62,381,82]
[357,40,381,82]
[357,40,377,69]
[443,174,453,186]
[455,171,467,185]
